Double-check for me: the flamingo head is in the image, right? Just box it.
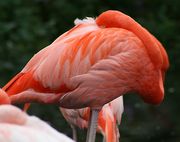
[137,69,166,105]
[138,42,169,105]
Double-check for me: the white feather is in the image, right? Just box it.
[74,17,96,25]
[110,96,124,124]
[0,105,74,142]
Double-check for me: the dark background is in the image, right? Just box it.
[0,0,179,141]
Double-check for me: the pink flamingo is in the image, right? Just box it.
[0,10,169,142]
[60,96,123,142]
[0,90,74,142]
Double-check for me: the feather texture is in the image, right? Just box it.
[60,96,123,142]
[1,10,169,108]
[0,105,74,142]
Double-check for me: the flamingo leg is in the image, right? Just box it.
[86,109,100,142]
[70,124,78,141]
[102,136,106,142]
[9,91,62,104]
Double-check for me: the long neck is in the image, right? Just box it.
[96,10,163,69]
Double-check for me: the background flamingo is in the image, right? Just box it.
[0,10,169,142]
[0,90,74,142]
[60,96,123,142]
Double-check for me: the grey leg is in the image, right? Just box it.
[70,124,78,141]
[102,136,106,142]
[86,109,100,142]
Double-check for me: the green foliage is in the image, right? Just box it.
[0,0,179,141]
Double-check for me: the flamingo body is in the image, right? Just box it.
[0,105,74,142]
[2,11,169,109]
[0,10,169,142]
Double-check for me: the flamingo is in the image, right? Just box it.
[0,90,74,142]
[0,10,169,142]
[60,96,123,142]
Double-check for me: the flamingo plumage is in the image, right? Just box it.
[60,96,123,142]
[0,90,73,142]
[0,10,169,142]
[0,105,74,142]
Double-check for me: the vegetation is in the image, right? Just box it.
[0,0,179,141]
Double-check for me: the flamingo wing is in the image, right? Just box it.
[2,20,99,96]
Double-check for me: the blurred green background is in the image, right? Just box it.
[0,0,179,141]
